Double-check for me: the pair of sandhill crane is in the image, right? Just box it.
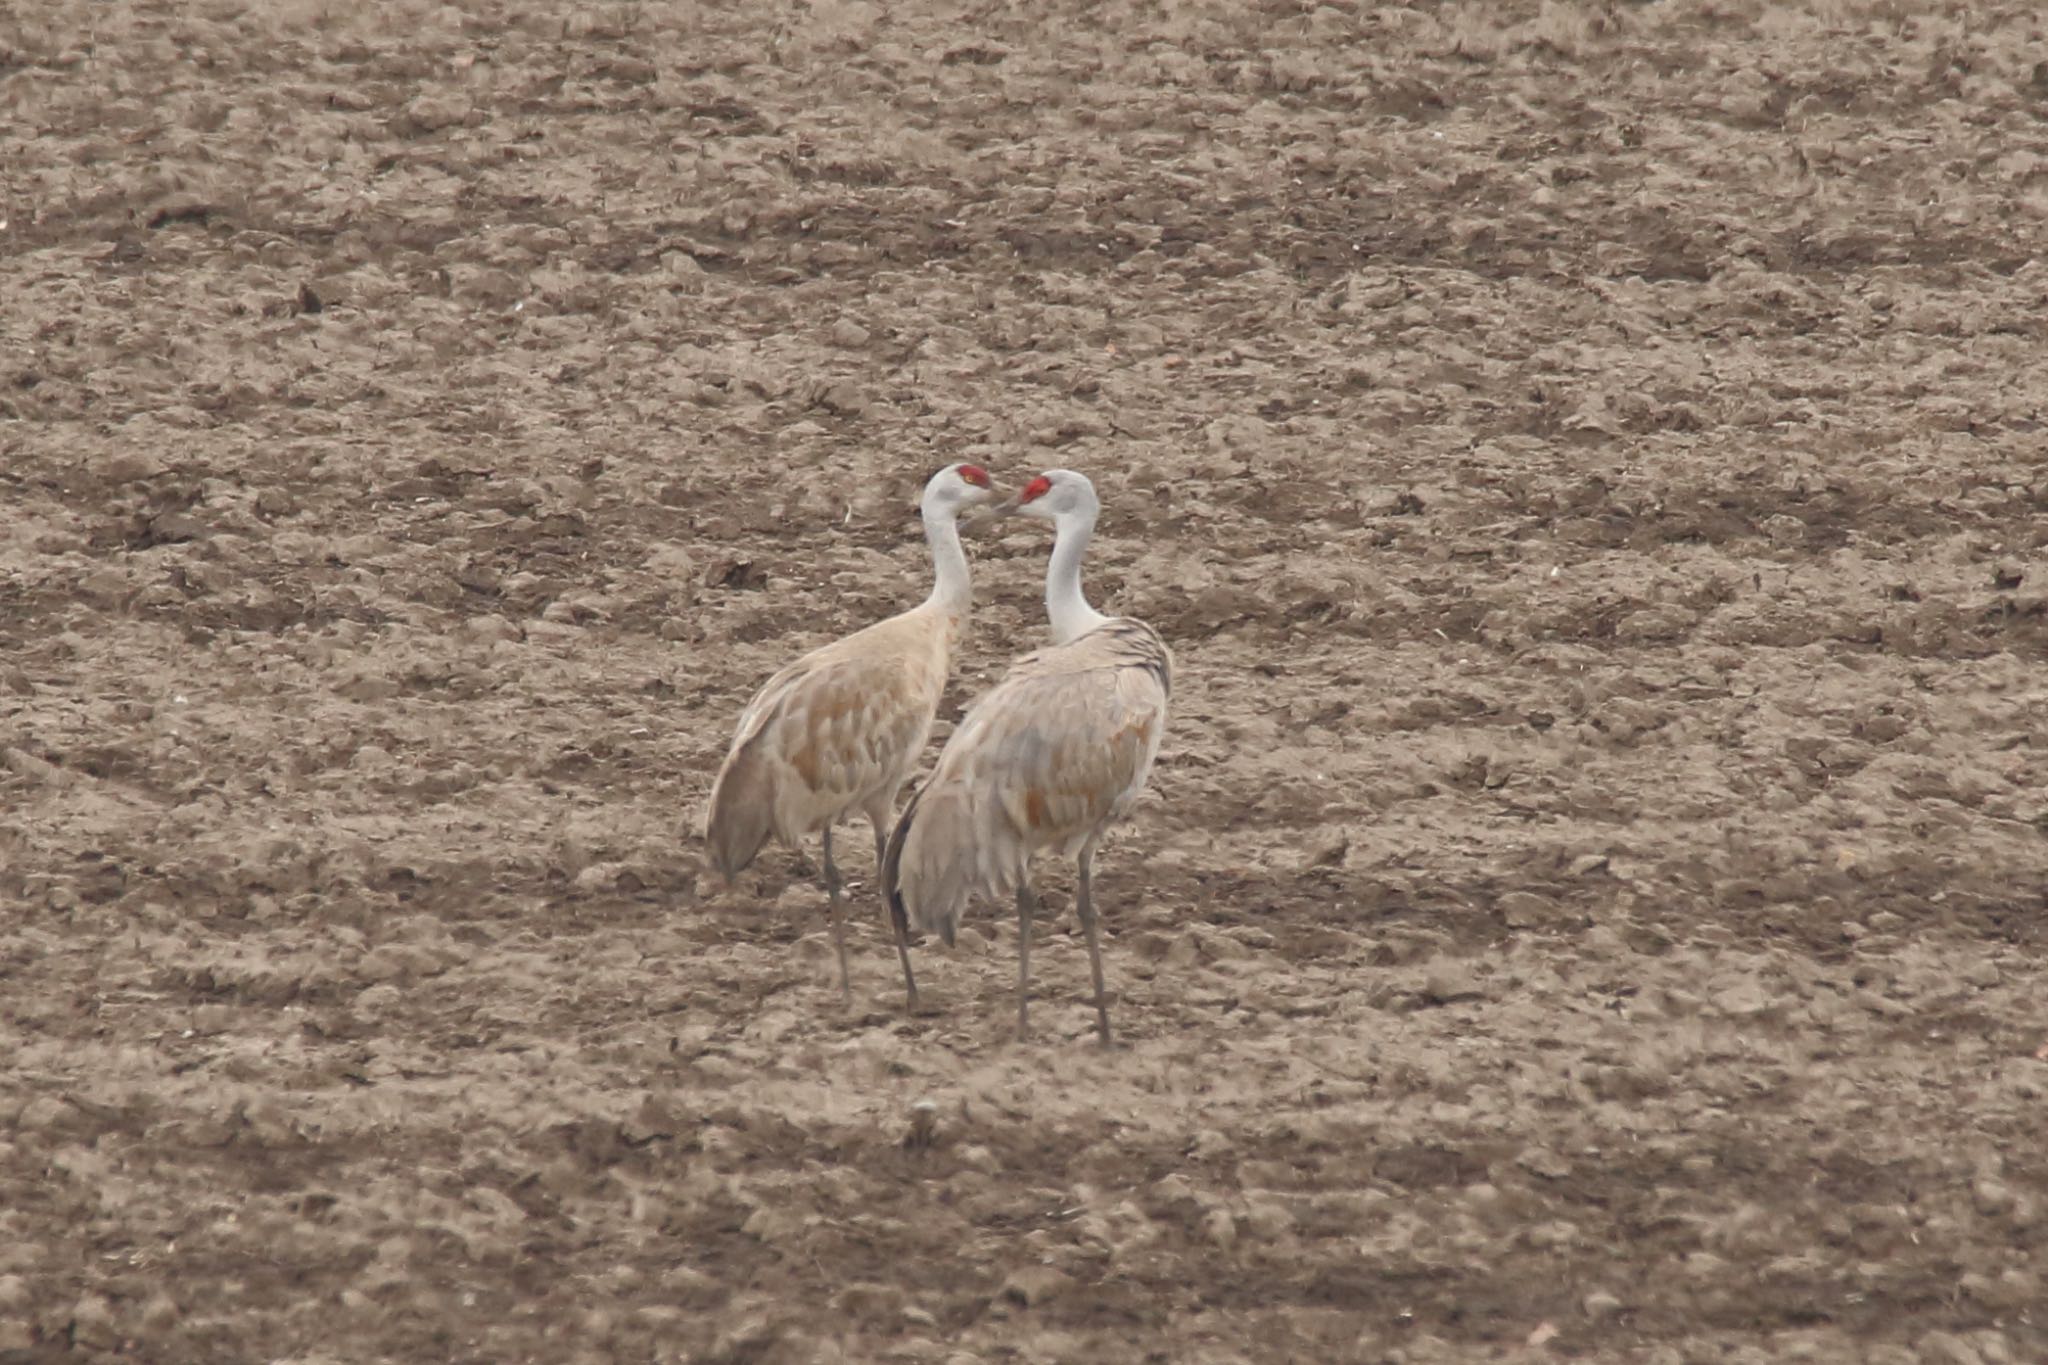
[703,464,1170,1046]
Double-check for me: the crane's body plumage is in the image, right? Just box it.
[704,605,959,880]
[701,463,996,1003]
[884,617,1170,946]
[883,469,1169,1044]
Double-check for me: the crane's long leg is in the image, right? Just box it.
[1076,840,1111,1047]
[1016,882,1036,1040]
[871,808,919,1011]
[822,826,851,1005]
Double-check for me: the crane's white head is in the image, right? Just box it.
[921,462,999,523]
[998,468,1098,524]
[999,469,1108,643]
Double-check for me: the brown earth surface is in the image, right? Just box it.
[4,0,2048,1360]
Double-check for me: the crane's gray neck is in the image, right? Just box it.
[1045,505,1110,645]
[923,509,972,618]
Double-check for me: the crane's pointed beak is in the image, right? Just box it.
[961,489,1023,531]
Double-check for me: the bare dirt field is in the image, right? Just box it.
[4,0,2047,1360]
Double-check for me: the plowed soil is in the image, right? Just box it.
[4,1,2047,1361]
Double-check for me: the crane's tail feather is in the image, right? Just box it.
[703,736,776,882]
[881,784,927,945]
[884,782,985,947]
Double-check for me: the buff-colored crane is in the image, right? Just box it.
[883,470,1171,1045]
[703,463,999,1003]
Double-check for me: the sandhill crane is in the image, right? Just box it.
[883,469,1171,1045]
[703,462,999,1004]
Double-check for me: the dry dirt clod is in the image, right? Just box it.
[68,1294,118,1350]
[1497,891,1560,928]
[997,1265,1075,1308]
[1710,975,1771,1017]
[1517,1147,1572,1181]
[708,1313,783,1362]
[138,1293,181,1333]
[1971,1178,2016,1218]
[1918,1330,1986,1365]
